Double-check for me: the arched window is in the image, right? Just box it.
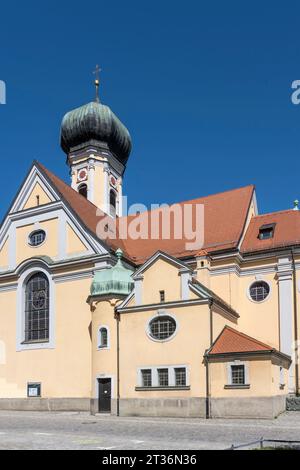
[98,327,109,349]
[25,273,49,342]
[78,183,88,198]
[109,190,116,217]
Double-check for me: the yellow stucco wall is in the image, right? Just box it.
[91,300,118,398]
[16,218,58,264]
[0,237,9,270]
[140,258,182,305]
[209,357,288,398]
[66,223,88,255]
[23,182,52,210]
[0,278,92,398]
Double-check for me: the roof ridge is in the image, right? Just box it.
[120,184,255,221]
[253,208,297,218]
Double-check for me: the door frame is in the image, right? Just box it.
[95,375,114,413]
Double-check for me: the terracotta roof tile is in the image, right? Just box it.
[36,162,254,264]
[241,209,300,253]
[208,326,273,355]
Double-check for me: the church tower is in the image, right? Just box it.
[60,69,132,217]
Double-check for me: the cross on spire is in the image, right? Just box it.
[93,64,101,102]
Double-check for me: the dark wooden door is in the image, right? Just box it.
[98,378,111,413]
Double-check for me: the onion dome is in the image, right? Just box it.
[60,101,132,164]
[90,249,134,297]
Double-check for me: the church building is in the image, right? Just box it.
[0,79,299,419]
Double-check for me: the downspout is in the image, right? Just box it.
[115,308,120,416]
[205,299,213,419]
[291,249,299,395]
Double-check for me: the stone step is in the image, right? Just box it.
[286,396,300,411]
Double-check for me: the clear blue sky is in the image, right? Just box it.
[1,1,300,220]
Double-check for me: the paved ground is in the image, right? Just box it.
[0,410,299,450]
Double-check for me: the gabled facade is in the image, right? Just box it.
[0,86,298,418]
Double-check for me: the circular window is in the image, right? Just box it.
[28,230,46,247]
[149,315,177,341]
[249,281,270,302]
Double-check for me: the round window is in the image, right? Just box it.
[149,315,176,340]
[28,230,46,247]
[249,281,270,302]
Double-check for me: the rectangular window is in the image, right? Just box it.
[159,290,165,302]
[258,223,275,240]
[231,365,245,385]
[175,367,186,386]
[27,382,41,397]
[141,369,152,387]
[158,368,169,387]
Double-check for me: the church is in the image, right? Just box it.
[0,77,298,419]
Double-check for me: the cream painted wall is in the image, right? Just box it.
[140,258,182,305]
[209,358,287,398]
[16,218,58,265]
[66,223,88,255]
[0,278,92,398]
[23,182,52,210]
[91,300,118,398]
[0,237,9,269]
[209,269,279,348]
[119,305,210,398]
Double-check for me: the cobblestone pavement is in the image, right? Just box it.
[0,411,299,450]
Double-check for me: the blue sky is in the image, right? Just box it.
[1,1,300,220]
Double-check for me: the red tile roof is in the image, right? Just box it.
[241,209,300,254]
[208,326,273,355]
[37,162,254,264]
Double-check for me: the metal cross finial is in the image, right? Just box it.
[93,64,101,102]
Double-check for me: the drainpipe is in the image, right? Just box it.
[205,299,213,419]
[205,356,210,419]
[291,249,299,395]
[115,309,120,416]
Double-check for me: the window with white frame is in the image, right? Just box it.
[249,281,270,302]
[137,366,188,389]
[230,364,245,385]
[98,327,109,349]
[141,369,152,387]
[175,367,186,386]
[24,272,49,342]
[158,368,169,387]
[148,315,176,341]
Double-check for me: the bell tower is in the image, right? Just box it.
[60,68,132,217]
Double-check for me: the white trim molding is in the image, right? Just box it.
[276,256,295,393]
[226,360,249,387]
[16,265,55,351]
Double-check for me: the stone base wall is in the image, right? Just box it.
[210,395,286,419]
[118,398,207,418]
[0,395,287,418]
[286,396,300,411]
[0,398,90,412]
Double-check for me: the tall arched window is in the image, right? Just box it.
[78,183,88,199]
[109,190,116,217]
[98,327,109,349]
[25,273,49,342]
